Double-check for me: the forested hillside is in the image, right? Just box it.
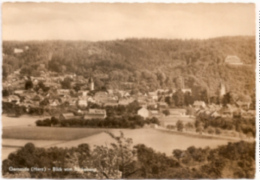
[2,36,255,96]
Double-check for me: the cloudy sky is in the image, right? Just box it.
[2,3,255,41]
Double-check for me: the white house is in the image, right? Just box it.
[14,48,24,54]
[137,107,150,118]
[225,55,243,65]
[193,101,206,109]
[78,99,88,107]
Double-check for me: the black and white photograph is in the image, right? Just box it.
[1,1,257,179]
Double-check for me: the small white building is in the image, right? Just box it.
[78,99,88,107]
[14,48,24,54]
[193,101,206,109]
[137,107,150,118]
[225,55,243,65]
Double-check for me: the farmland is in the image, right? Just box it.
[2,115,239,160]
[2,114,42,127]
[3,127,236,157]
[3,126,104,141]
[52,129,237,155]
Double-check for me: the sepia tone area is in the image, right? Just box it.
[2,2,256,179]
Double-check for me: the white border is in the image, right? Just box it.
[0,0,258,180]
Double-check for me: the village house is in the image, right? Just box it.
[241,110,255,119]
[210,111,221,119]
[50,99,60,107]
[195,109,204,116]
[94,91,109,103]
[156,89,169,95]
[60,113,81,121]
[118,97,135,106]
[235,100,251,110]
[69,98,78,107]
[137,107,150,118]
[14,90,24,96]
[87,96,96,103]
[78,90,89,97]
[149,110,161,118]
[114,90,130,98]
[181,88,192,94]
[218,104,236,118]
[57,89,70,97]
[147,101,158,109]
[159,115,194,128]
[32,94,43,102]
[193,101,206,109]
[158,102,168,110]
[84,109,107,120]
[148,91,159,101]
[168,108,187,116]
[225,55,243,65]
[14,48,24,54]
[103,100,119,107]
[8,95,20,104]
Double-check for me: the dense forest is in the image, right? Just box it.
[3,36,255,96]
[2,132,255,179]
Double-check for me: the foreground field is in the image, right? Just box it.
[2,114,239,159]
[3,126,104,141]
[47,128,235,155]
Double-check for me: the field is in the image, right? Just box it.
[44,129,235,155]
[2,115,238,160]
[2,114,45,127]
[3,126,104,141]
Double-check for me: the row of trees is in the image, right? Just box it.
[195,115,255,137]
[36,116,160,129]
[2,132,255,179]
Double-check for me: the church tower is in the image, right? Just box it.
[89,77,94,91]
[219,82,226,98]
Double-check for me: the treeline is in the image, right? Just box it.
[2,132,255,179]
[2,102,44,116]
[195,115,255,137]
[36,116,159,129]
[3,37,255,96]
[35,101,160,128]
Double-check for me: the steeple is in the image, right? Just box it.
[219,82,226,98]
[89,77,94,91]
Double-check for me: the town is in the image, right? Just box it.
[2,59,255,138]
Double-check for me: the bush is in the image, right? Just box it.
[51,117,59,125]
[207,127,215,134]
[176,120,184,132]
[215,128,221,135]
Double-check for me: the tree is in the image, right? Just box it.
[176,120,184,132]
[165,96,173,106]
[173,149,183,162]
[162,109,170,116]
[25,79,33,90]
[184,92,193,106]
[61,77,72,89]
[185,122,194,131]
[174,89,185,107]
[87,132,137,178]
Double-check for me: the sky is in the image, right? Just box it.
[2,3,255,41]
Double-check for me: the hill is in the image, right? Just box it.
[2,36,255,97]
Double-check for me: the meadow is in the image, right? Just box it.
[2,115,239,159]
[3,126,104,141]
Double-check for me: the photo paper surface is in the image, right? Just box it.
[1,1,257,179]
